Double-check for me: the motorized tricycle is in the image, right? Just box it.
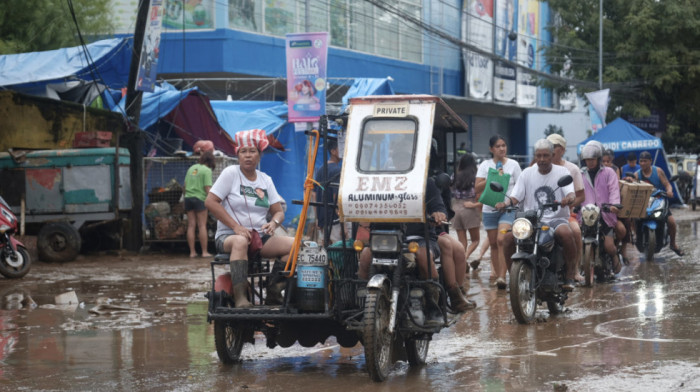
[205,95,469,381]
[579,203,623,286]
[490,176,574,324]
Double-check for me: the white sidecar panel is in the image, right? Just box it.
[339,97,436,222]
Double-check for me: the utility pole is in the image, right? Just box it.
[122,0,152,252]
[599,0,603,89]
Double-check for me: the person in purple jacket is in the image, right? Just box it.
[579,143,626,274]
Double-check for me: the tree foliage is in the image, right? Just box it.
[544,124,564,137]
[0,0,114,55]
[545,0,700,152]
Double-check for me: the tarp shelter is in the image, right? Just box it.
[0,38,132,101]
[578,117,683,204]
[110,82,237,156]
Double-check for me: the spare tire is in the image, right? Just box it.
[37,222,81,262]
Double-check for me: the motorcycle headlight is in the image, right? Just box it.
[652,210,663,219]
[0,224,9,233]
[370,234,400,253]
[512,218,534,240]
[581,204,600,227]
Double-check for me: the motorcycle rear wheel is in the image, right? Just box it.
[405,336,430,366]
[509,262,536,324]
[0,246,31,279]
[214,320,244,364]
[645,228,656,262]
[582,244,595,287]
[363,286,393,382]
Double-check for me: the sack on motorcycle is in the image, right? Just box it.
[478,167,511,207]
[617,181,654,218]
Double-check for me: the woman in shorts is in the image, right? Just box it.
[475,135,522,289]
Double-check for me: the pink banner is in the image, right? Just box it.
[285,32,329,123]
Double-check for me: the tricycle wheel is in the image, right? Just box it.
[0,246,31,279]
[214,320,244,364]
[37,222,81,262]
[405,336,430,366]
[509,261,536,324]
[363,286,393,382]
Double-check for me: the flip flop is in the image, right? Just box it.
[670,246,684,257]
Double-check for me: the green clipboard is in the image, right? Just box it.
[478,167,511,207]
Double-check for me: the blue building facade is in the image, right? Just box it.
[114,0,561,160]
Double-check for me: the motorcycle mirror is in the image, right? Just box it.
[557,175,573,188]
[489,181,504,193]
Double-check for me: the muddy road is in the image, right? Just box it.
[1,212,699,391]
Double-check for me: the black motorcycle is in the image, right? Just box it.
[579,203,624,286]
[490,175,573,324]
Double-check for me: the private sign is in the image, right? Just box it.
[373,103,408,117]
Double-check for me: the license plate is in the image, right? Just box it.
[297,247,328,266]
[372,257,398,266]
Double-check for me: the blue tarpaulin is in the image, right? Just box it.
[578,117,682,203]
[341,77,395,111]
[0,38,132,94]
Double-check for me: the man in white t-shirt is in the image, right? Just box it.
[495,139,578,290]
[546,134,585,282]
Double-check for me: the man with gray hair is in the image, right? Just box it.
[495,139,578,290]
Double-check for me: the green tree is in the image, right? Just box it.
[0,0,114,54]
[544,124,564,138]
[544,0,700,152]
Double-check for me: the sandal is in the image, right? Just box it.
[670,246,685,257]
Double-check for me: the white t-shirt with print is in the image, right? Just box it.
[509,164,575,224]
[210,165,283,239]
[476,158,522,213]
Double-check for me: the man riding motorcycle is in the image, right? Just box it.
[496,139,578,290]
[579,143,625,274]
[632,151,684,256]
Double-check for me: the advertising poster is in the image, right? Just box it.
[137,0,164,92]
[464,0,493,100]
[162,0,214,30]
[494,0,517,103]
[516,0,538,106]
[285,32,329,123]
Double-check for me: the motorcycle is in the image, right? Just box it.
[489,175,573,324]
[579,203,623,286]
[0,196,31,279]
[634,188,671,262]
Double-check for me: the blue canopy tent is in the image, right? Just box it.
[578,117,683,204]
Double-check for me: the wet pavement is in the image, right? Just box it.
[1,209,700,391]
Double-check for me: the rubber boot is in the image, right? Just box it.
[230,259,252,308]
[447,285,474,312]
[424,284,443,327]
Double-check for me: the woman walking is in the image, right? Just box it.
[185,150,216,258]
[475,135,522,289]
[451,153,482,271]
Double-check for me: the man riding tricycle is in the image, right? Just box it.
[205,95,469,381]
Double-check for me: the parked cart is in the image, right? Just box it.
[0,147,131,262]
